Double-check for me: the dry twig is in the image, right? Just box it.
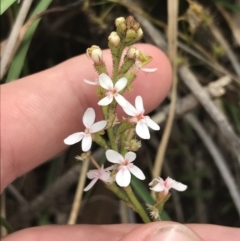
[152,76,232,124]
[184,113,240,216]
[67,159,89,224]
[152,0,179,179]
[179,66,240,165]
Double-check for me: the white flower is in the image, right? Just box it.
[106,150,145,187]
[122,96,160,139]
[135,60,157,73]
[149,177,187,195]
[98,73,128,107]
[84,165,112,191]
[64,108,107,152]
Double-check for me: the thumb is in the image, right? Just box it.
[120,222,203,241]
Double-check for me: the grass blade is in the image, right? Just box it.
[0,0,17,15]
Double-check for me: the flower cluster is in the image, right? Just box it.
[63,16,187,222]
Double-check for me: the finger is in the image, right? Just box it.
[186,224,240,241]
[2,224,137,241]
[1,44,172,191]
[120,222,202,241]
[121,223,240,241]
[3,223,240,241]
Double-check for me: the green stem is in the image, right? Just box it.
[124,185,151,223]
[92,134,108,150]
[112,44,125,82]
[107,127,118,151]
[0,216,14,234]
[106,183,130,204]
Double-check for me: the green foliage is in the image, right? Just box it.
[0,0,17,15]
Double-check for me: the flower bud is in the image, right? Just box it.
[136,28,143,39]
[126,15,135,29]
[115,17,125,27]
[125,29,136,42]
[119,22,127,33]
[108,31,120,47]
[127,47,140,59]
[86,45,103,65]
[126,139,141,151]
[132,22,140,31]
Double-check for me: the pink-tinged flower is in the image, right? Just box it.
[135,60,157,73]
[106,150,145,187]
[98,73,128,107]
[64,108,107,152]
[149,177,187,195]
[84,166,112,191]
[122,96,160,139]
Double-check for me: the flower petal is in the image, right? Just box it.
[125,151,136,163]
[87,169,99,179]
[99,171,111,182]
[84,178,98,191]
[64,132,84,145]
[114,77,127,92]
[91,120,107,133]
[116,168,131,187]
[98,96,113,106]
[128,165,145,180]
[82,135,92,152]
[83,108,95,128]
[135,96,144,112]
[141,67,158,73]
[136,122,150,139]
[114,94,128,107]
[150,183,165,192]
[99,73,113,90]
[122,101,138,116]
[106,150,124,164]
[83,79,99,85]
[145,117,160,130]
[171,180,187,192]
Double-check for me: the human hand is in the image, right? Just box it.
[1,44,239,240]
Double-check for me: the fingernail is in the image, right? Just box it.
[148,224,202,241]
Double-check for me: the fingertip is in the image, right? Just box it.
[120,222,202,241]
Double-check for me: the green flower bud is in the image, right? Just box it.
[125,29,136,42]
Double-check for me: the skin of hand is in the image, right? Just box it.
[1,44,239,241]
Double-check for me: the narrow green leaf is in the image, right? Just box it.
[6,0,53,82]
[0,216,14,234]
[131,176,155,205]
[0,0,17,15]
